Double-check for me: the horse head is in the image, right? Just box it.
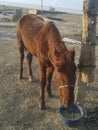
[54,47,76,108]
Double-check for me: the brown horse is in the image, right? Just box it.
[16,14,76,109]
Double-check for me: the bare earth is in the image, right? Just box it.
[0,7,98,130]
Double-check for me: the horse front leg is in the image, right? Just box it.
[46,66,54,97]
[39,64,46,110]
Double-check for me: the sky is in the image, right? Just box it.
[0,0,83,13]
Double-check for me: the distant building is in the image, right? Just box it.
[28,9,37,15]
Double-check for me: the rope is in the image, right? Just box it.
[74,69,80,104]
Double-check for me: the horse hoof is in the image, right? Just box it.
[18,74,23,79]
[48,93,53,98]
[39,104,46,110]
[29,77,33,82]
[49,94,53,98]
[46,92,53,98]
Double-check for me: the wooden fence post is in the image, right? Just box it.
[75,0,98,106]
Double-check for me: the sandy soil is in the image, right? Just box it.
[0,7,98,130]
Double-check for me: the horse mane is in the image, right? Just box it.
[37,21,67,53]
[43,21,61,38]
[37,21,61,42]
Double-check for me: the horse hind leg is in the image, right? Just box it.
[17,40,25,80]
[26,52,33,82]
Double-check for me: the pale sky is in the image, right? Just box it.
[0,0,83,13]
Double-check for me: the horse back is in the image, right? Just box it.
[17,14,46,56]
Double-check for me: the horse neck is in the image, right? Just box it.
[48,41,67,67]
[42,22,67,65]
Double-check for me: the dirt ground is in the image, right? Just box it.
[0,7,98,130]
